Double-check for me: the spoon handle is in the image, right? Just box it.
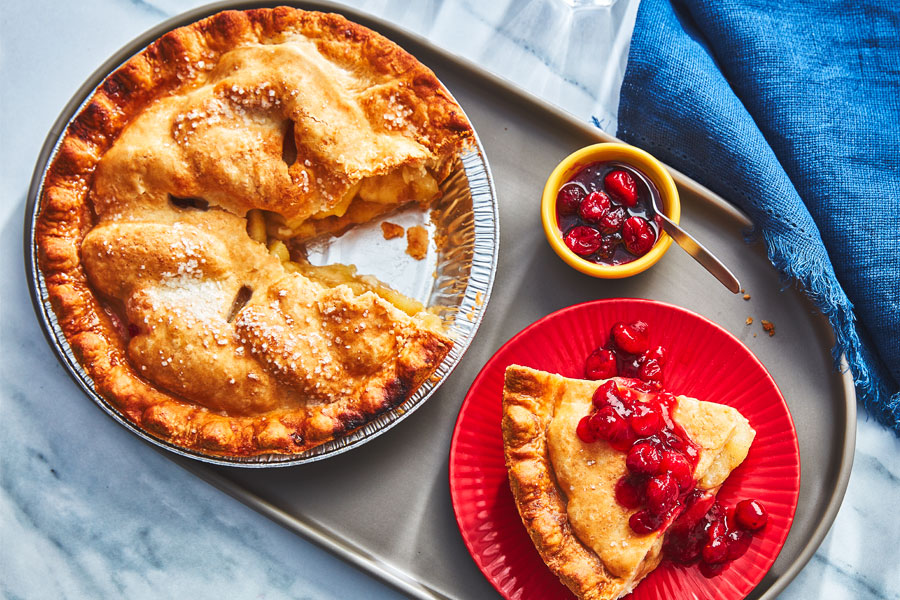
[658,215,742,293]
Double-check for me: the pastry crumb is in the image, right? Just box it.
[381,221,404,240]
[406,225,428,260]
[743,294,751,301]
[761,320,775,336]
[745,316,753,325]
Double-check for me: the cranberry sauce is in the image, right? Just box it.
[556,162,661,265]
[584,320,666,389]
[576,320,767,578]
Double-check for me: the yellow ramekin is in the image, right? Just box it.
[541,143,681,278]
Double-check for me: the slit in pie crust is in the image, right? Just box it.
[34,7,474,457]
[501,365,755,599]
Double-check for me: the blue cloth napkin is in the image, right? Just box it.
[614,0,900,431]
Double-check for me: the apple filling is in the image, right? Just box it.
[244,163,443,332]
[247,164,440,244]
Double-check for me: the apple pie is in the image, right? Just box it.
[502,365,756,599]
[35,7,474,457]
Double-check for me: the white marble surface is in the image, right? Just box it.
[2,1,899,599]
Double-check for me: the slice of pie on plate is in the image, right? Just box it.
[35,7,473,458]
[501,365,755,600]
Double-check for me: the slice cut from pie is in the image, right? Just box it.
[35,7,474,458]
[501,365,755,600]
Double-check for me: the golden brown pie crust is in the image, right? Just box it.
[501,365,754,600]
[34,7,473,457]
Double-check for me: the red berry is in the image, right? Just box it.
[585,348,617,380]
[626,442,662,475]
[698,560,727,578]
[615,476,644,509]
[645,345,667,365]
[599,206,626,234]
[638,357,663,385]
[608,420,637,452]
[726,529,753,561]
[661,451,693,491]
[629,402,662,436]
[706,517,727,541]
[564,226,602,256]
[734,499,768,531]
[630,509,664,535]
[591,380,620,409]
[604,169,638,207]
[702,536,729,564]
[576,415,598,443]
[622,216,657,256]
[612,321,650,355]
[646,473,678,515]
[618,387,640,410]
[556,184,586,215]
[589,406,621,440]
[579,191,611,223]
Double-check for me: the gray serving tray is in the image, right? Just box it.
[26,2,855,599]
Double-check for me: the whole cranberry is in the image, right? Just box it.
[726,529,752,561]
[589,406,621,440]
[646,473,678,515]
[661,451,694,492]
[585,348,617,380]
[638,357,663,384]
[591,380,621,409]
[702,536,729,564]
[626,441,662,475]
[706,517,727,542]
[618,387,640,411]
[579,191,611,223]
[599,206,626,234]
[615,476,644,509]
[629,402,662,436]
[604,169,639,207]
[612,321,650,355]
[645,345,668,365]
[608,420,637,452]
[576,415,598,443]
[734,499,768,531]
[622,216,657,256]
[564,226,602,256]
[630,509,664,535]
[557,183,586,215]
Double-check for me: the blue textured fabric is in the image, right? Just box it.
[615,0,900,431]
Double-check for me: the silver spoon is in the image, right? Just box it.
[617,163,742,294]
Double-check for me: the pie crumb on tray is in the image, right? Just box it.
[406,225,429,260]
[381,221,405,240]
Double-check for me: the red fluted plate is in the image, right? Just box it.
[449,299,799,600]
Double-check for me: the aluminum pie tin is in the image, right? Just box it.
[24,3,499,467]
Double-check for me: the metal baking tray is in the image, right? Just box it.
[24,1,855,598]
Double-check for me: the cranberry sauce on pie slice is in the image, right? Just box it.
[502,365,755,600]
[35,8,473,458]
